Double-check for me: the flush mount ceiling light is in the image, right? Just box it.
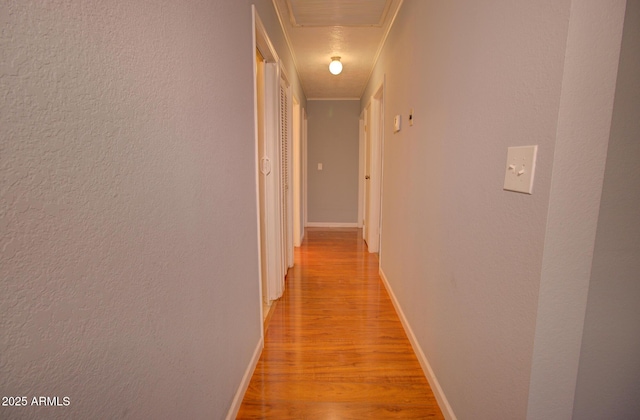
[329,56,343,75]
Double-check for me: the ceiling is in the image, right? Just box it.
[272,0,403,99]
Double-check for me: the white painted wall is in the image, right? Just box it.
[1,1,261,419]
[362,0,630,418]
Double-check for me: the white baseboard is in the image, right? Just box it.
[379,268,457,420]
[225,337,263,420]
[305,222,359,228]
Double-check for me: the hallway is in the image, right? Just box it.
[237,228,444,419]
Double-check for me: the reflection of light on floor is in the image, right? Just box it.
[238,227,445,419]
[326,410,340,420]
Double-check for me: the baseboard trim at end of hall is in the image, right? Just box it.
[225,336,263,420]
[306,222,359,228]
[379,268,457,420]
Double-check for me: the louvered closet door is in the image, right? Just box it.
[279,80,290,278]
[280,84,288,199]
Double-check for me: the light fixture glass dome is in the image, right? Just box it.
[329,57,342,75]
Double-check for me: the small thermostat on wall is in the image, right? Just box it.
[393,115,401,133]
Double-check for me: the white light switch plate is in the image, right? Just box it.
[504,145,538,194]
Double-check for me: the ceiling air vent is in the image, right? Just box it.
[287,0,391,27]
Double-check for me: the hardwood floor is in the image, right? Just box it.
[237,228,444,419]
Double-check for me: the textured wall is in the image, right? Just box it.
[307,100,360,224]
[363,2,571,417]
[573,1,640,417]
[0,1,261,419]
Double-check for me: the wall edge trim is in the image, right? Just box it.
[379,268,457,420]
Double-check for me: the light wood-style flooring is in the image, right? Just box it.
[237,228,444,419]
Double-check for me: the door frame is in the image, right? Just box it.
[253,7,286,310]
[303,108,308,232]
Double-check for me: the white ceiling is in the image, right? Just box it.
[272,0,403,99]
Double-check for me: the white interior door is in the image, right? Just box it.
[293,96,302,247]
[358,115,365,229]
[365,85,384,254]
[255,48,269,304]
[364,103,372,242]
